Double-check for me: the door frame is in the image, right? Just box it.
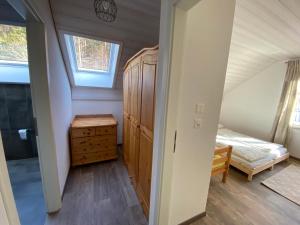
[2,0,62,217]
[149,0,201,225]
[26,20,62,212]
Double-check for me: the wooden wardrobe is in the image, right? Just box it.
[123,46,158,217]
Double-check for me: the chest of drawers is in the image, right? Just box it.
[70,114,118,166]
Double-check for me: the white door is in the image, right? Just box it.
[0,133,20,225]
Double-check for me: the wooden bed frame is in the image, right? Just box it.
[230,152,290,181]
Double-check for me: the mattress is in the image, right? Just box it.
[231,146,287,169]
[216,127,288,169]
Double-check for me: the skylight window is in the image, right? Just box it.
[0,24,28,64]
[73,36,111,72]
[0,24,29,84]
[64,34,120,88]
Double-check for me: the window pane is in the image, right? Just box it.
[0,24,27,62]
[293,81,300,125]
[294,97,300,124]
[73,36,111,72]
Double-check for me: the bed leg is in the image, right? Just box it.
[222,172,228,183]
[247,174,253,181]
[270,165,274,171]
[286,157,290,162]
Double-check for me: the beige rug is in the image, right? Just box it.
[262,165,300,206]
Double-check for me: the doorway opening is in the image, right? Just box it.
[0,23,46,225]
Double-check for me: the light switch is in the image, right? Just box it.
[194,118,202,129]
[195,103,205,114]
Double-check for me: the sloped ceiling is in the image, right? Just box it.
[225,0,300,93]
[50,0,300,92]
[50,0,161,89]
[0,0,25,25]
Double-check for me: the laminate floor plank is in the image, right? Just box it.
[45,151,147,225]
[191,159,300,225]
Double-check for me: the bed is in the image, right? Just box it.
[216,126,289,181]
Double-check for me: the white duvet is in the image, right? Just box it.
[216,128,283,162]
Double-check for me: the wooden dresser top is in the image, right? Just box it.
[71,114,117,128]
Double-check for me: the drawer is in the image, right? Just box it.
[71,136,116,154]
[95,126,116,136]
[91,135,116,146]
[92,145,117,153]
[71,128,95,138]
[72,137,93,148]
[72,144,92,154]
[72,143,116,154]
[72,150,117,166]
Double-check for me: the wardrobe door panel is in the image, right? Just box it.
[140,63,156,132]
[130,63,141,122]
[128,121,140,187]
[137,129,153,216]
[123,115,130,166]
[123,69,131,114]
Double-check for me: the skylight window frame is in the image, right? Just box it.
[0,60,28,66]
[61,31,122,89]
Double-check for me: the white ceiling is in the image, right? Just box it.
[225,0,300,93]
[50,0,300,92]
[50,0,161,89]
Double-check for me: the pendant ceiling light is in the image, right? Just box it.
[94,0,117,23]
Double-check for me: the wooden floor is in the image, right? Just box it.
[191,158,300,225]
[45,153,300,225]
[45,151,147,225]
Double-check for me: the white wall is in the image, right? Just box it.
[162,0,235,224]
[287,128,300,158]
[72,88,123,144]
[220,62,287,141]
[28,0,73,194]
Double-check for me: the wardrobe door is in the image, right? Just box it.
[127,60,141,181]
[123,67,132,166]
[137,54,157,216]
